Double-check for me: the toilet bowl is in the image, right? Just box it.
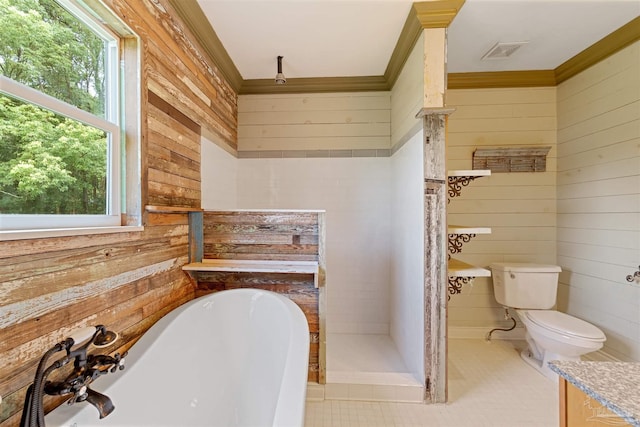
[489,262,607,379]
[516,309,606,379]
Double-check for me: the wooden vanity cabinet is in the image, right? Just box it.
[559,378,630,426]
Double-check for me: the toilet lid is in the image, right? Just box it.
[524,310,606,340]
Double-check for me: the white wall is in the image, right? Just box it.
[389,34,426,380]
[201,136,238,209]
[236,157,392,335]
[390,131,425,380]
[556,41,640,362]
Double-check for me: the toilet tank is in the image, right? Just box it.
[490,263,562,309]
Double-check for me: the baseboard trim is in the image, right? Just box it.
[582,349,622,362]
[448,325,526,341]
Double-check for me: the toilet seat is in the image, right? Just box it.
[522,310,605,341]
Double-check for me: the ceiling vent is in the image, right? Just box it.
[481,41,528,60]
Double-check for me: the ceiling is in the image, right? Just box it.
[195,0,640,84]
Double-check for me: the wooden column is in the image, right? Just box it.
[412,0,465,404]
[418,107,454,403]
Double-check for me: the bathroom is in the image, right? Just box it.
[1,0,639,426]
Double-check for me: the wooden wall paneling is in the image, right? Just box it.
[237,93,390,152]
[203,211,321,261]
[446,86,557,332]
[124,0,237,126]
[146,59,236,145]
[556,42,640,362]
[0,231,189,353]
[0,251,194,425]
[147,93,201,208]
[240,93,390,112]
[138,0,237,108]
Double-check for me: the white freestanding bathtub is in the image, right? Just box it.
[46,289,310,427]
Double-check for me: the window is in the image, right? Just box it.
[0,0,139,234]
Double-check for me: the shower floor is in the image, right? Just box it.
[324,333,424,402]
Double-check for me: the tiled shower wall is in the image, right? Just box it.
[389,131,425,380]
[201,136,237,209]
[201,137,394,336]
[236,157,393,335]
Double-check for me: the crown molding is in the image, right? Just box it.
[554,16,640,84]
[166,0,243,93]
[448,70,557,89]
[384,7,423,89]
[239,76,389,95]
[413,0,466,29]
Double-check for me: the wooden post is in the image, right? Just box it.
[412,0,465,404]
[188,210,203,263]
[418,107,455,403]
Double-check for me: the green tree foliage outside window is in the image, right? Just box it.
[0,0,110,215]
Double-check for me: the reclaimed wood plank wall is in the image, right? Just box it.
[0,0,237,425]
[203,211,320,261]
[197,211,323,382]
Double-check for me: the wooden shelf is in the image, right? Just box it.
[183,259,320,288]
[448,258,491,278]
[448,225,491,235]
[447,170,491,178]
[446,172,492,297]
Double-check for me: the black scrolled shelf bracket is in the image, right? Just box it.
[626,266,640,282]
[448,233,476,255]
[447,276,473,300]
[448,176,481,200]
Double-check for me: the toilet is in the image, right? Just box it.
[490,262,606,379]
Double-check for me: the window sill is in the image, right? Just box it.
[0,225,144,241]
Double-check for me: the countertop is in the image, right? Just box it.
[549,361,640,427]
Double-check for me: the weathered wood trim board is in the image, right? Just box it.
[184,259,321,288]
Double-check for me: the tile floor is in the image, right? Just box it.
[305,339,558,426]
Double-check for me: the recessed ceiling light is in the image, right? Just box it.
[481,41,529,60]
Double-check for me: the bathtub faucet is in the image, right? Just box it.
[44,351,126,418]
[20,325,125,427]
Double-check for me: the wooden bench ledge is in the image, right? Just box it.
[183,259,320,287]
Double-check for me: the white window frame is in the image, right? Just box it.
[0,0,141,238]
